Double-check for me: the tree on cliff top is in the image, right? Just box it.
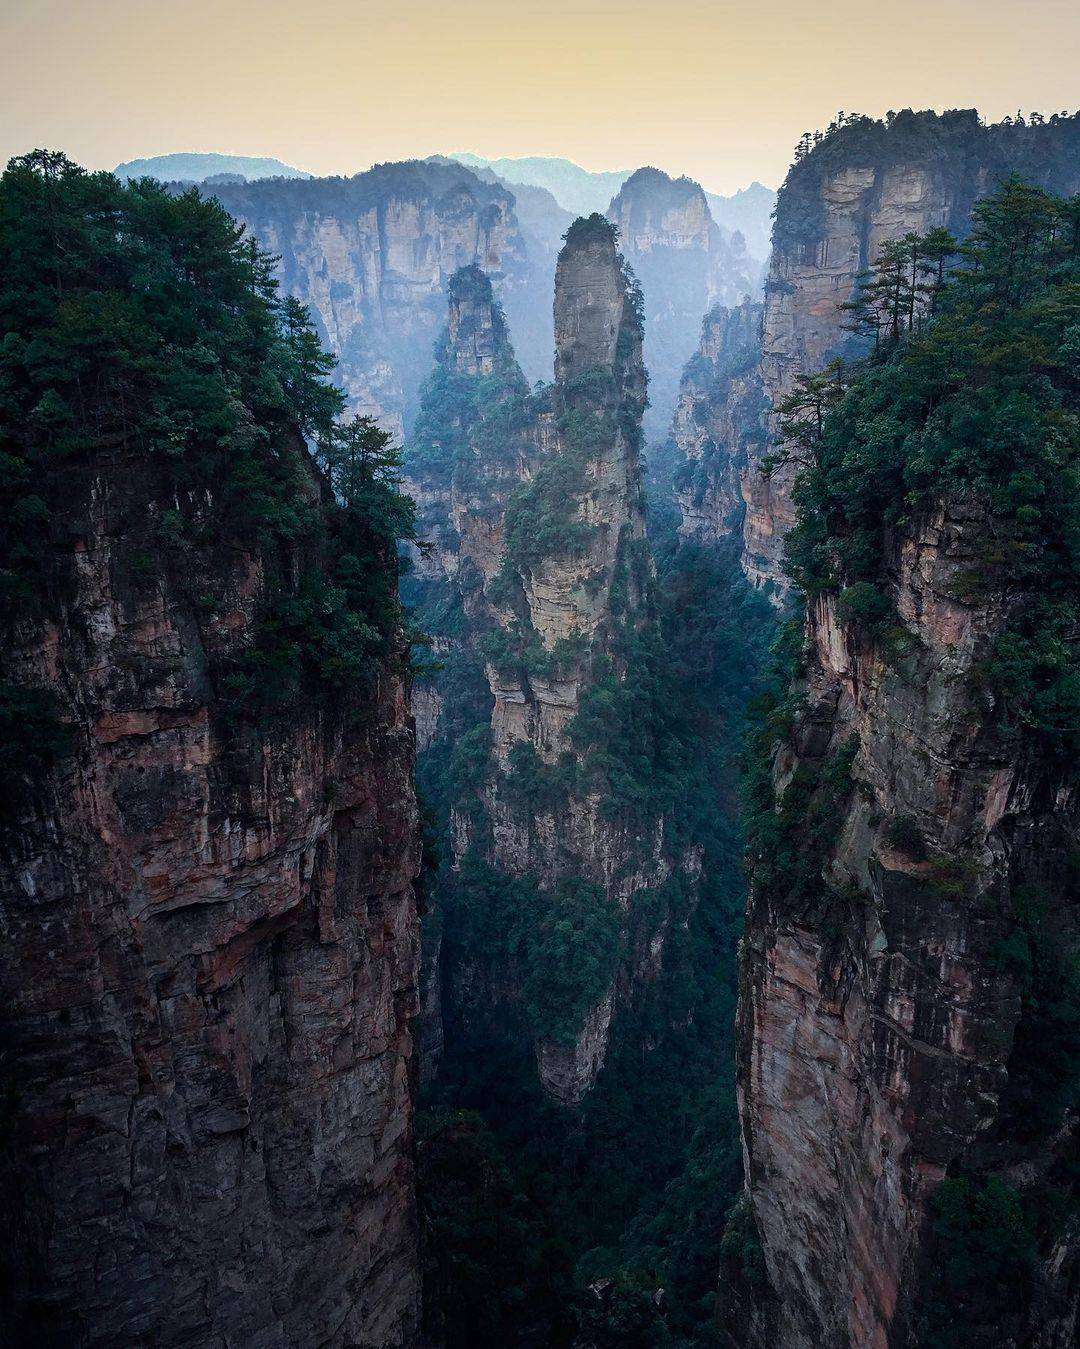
[784,178,1080,742]
[0,150,417,743]
[564,211,619,247]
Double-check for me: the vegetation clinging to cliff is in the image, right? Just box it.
[773,108,1080,253]
[0,150,416,744]
[781,179,1080,752]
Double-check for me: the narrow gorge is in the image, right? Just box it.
[0,100,1077,1349]
[406,216,689,1104]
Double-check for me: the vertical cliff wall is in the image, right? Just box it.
[736,509,1078,1348]
[406,218,694,1105]
[668,298,765,541]
[606,166,764,440]
[729,182,1079,1347]
[0,159,422,1346]
[207,161,544,438]
[667,110,1080,597]
[1,496,422,1344]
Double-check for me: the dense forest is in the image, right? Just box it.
[0,150,417,746]
[397,220,778,1344]
[413,522,776,1347]
[0,151,426,1345]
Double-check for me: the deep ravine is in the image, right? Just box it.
[1,107,1078,1349]
[403,219,774,1343]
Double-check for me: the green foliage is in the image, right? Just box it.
[834,580,892,631]
[504,741,580,813]
[420,536,775,1345]
[744,679,860,912]
[775,108,1080,255]
[995,888,1080,1138]
[501,407,600,569]
[478,623,589,683]
[840,229,958,345]
[781,180,1080,754]
[517,877,623,1046]
[885,813,926,860]
[0,152,333,562]
[575,1273,672,1348]
[406,281,529,496]
[219,568,384,717]
[0,150,416,733]
[564,212,619,249]
[920,1177,1038,1348]
[318,415,416,547]
[0,681,72,810]
[409,201,775,1342]
[416,1110,576,1348]
[441,856,622,1046]
[718,1195,768,1290]
[921,855,982,901]
[976,608,1080,750]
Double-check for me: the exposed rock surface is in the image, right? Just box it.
[669,110,1080,596]
[668,298,765,541]
[451,155,777,265]
[403,263,531,603]
[206,161,546,438]
[0,448,422,1345]
[606,166,764,438]
[732,494,1078,1347]
[405,222,687,1104]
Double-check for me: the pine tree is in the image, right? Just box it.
[766,359,848,477]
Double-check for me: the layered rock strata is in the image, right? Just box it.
[733,495,1078,1347]
[207,161,544,438]
[667,109,1080,596]
[606,166,764,438]
[406,221,686,1104]
[1,449,422,1345]
[668,298,764,541]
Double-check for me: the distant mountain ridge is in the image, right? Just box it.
[425,154,574,253]
[450,152,776,259]
[703,181,776,259]
[450,152,631,218]
[113,152,311,182]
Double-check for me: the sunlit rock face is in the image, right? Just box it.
[0,445,422,1346]
[732,492,1078,1347]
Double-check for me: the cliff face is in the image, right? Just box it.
[742,109,1080,595]
[665,110,1080,596]
[208,162,543,438]
[403,263,531,607]
[407,221,688,1104]
[0,445,422,1346]
[606,167,764,439]
[0,152,427,1346]
[484,225,671,1105]
[669,298,765,541]
[729,173,1080,1347]
[735,497,1078,1347]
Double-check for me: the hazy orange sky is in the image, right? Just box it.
[1,0,1077,193]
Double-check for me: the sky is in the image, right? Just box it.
[0,0,1077,195]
